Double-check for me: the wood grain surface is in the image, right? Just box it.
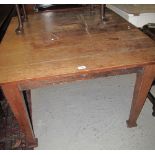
[0,8,155,85]
[1,7,155,147]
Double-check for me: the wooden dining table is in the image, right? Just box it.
[0,7,155,148]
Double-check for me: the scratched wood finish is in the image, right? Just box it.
[1,8,155,147]
[0,8,155,85]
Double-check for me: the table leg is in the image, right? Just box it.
[23,90,33,127]
[127,65,155,127]
[1,83,37,148]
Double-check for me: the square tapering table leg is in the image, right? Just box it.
[127,65,155,127]
[1,83,37,148]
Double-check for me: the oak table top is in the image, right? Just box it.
[0,8,155,85]
[1,7,155,148]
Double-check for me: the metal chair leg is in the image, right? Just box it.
[90,4,95,15]
[21,5,28,22]
[15,4,24,34]
[100,4,108,22]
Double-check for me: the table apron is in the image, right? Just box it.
[18,66,142,91]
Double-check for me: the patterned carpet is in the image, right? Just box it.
[0,92,32,150]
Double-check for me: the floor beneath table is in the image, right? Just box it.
[31,73,155,150]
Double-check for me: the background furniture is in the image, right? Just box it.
[0,5,15,42]
[107,4,155,28]
[143,23,155,116]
